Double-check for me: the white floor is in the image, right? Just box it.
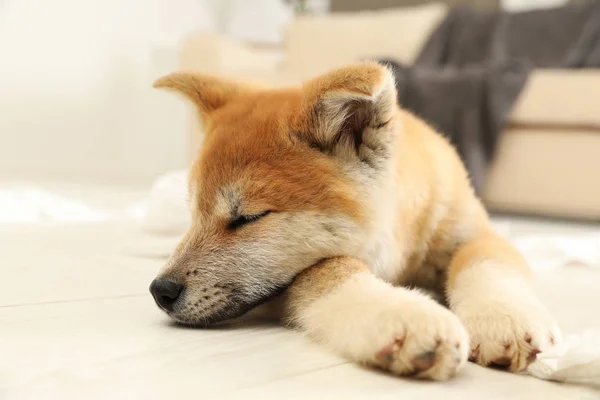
[2,205,600,399]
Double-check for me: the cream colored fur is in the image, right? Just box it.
[287,269,469,380]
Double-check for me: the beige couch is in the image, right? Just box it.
[177,3,600,220]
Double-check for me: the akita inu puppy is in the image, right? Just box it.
[150,62,560,380]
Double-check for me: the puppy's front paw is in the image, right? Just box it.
[369,292,469,380]
[455,294,560,372]
[293,270,469,381]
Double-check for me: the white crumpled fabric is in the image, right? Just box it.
[528,329,600,387]
[511,234,600,272]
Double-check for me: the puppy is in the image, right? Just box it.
[150,62,560,380]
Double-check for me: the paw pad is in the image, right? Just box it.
[489,357,512,370]
[375,336,404,365]
[469,344,480,362]
[412,351,437,373]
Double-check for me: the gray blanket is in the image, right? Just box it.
[381,1,600,193]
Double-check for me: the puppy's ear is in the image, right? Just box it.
[153,72,253,126]
[298,62,398,168]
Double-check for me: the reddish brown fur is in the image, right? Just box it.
[188,84,364,221]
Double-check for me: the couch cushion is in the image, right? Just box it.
[284,3,447,75]
[483,127,600,219]
[510,69,600,128]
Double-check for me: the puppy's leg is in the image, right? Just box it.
[284,257,469,380]
[447,232,561,372]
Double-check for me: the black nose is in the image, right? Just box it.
[149,279,184,312]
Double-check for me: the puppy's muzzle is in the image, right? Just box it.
[149,278,184,312]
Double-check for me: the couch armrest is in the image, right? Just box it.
[180,33,283,76]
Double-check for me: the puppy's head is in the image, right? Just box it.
[150,62,398,326]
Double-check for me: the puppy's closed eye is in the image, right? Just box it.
[228,210,272,230]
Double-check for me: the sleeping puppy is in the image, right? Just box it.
[149,62,560,380]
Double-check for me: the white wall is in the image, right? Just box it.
[214,0,328,43]
[0,0,215,185]
[224,0,292,44]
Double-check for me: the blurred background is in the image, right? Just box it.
[1,0,599,226]
[1,0,599,237]
[2,1,600,398]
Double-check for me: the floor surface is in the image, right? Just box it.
[2,217,600,399]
